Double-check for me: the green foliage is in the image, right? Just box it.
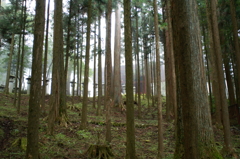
[76,130,92,139]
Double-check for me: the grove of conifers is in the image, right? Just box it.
[0,0,240,158]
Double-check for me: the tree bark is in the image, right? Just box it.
[80,0,92,129]
[113,4,122,107]
[42,0,50,114]
[93,21,97,109]
[17,0,27,114]
[205,0,222,124]
[229,0,240,105]
[153,0,163,158]
[48,0,67,134]
[105,0,112,144]
[26,0,45,158]
[171,0,222,158]
[124,0,136,158]
[165,0,176,121]
[208,0,233,153]
[97,11,102,116]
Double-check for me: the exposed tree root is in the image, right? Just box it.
[57,114,69,127]
[84,144,114,159]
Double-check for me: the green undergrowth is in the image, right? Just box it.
[0,93,239,158]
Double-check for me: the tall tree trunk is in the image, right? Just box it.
[42,0,50,114]
[64,0,73,97]
[14,34,22,107]
[79,23,84,99]
[4,34,15,94]
[48,0,66,134]
[208,0,233,153]
[97,11,102,116]
[135,9,141,119]
[153,0,163,158]
[202,26,214,113]
[220,33,236,106]
[172,0,222,158]
[105,0,112,144]
[113,4,122,106]
[229,0,240,105]
[26,0,45,157]
[76,18,80,96]
[80,0,92,129]
[17,0,27,114]
[205,0,222,124]
[124,0,136,158]
[93,21,97,109]
[165,0,176,121]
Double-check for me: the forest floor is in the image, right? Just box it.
[0,92,240,159]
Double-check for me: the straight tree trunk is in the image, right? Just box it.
[229,0,240,105]
[14,34,22,107]
[113,4,122,107]
[205,0,222,124]
[79,23,84,99]
[64,0,73,97]
[124,0,136,158]
[208,0,233,153]
[80,0,92,129]
[42,0,50,114]
[105,0,112,144]
[4,34,15,94]
[171,0,222,158]
[93,21,97,109]
[220,33,236,106]
[97,12,102,116]
[48,0,66,134]
[153,0,163,157]
[165,0,176,121]
[135,9,141,119]
[17,0,27,114]
[26,0,45,157]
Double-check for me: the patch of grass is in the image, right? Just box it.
[76,130,92,140]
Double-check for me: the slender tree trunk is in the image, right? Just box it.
[97,12,102,116]
[124,0,136,158]
[4,34,15,94]
[14,34,22,107]
[48,0,66,134]
[202,26,214,113]
[165,0,176,121]
[80,0,92,129]
[76,20,80,96]
[64,0,73,97]
[79,23,84,99]
[17,0,27,114]
[135,9,141,119]
[220,33,236,106]
[153,0,163,157]
[26,0,45,157]
[205,0,222,124]
[208,0,233,153]
[42,0,50,114]
[229,0,240,105]
[113,4,122,107]
[105,0,112,144]
[93,21,97,109]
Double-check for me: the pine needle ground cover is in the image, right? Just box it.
[0,93,239,158]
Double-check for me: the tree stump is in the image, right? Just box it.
[84,144,114,159]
